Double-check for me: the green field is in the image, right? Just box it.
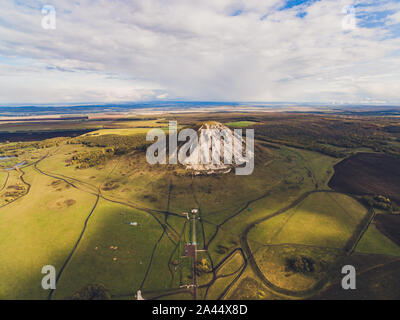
[225,121,257,127]
[356,222,400,256]
[248,192,367,248]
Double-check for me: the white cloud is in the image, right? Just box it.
[0,0,399,104]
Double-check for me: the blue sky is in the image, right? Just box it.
[280,0,320,10]
[0,0,399,104]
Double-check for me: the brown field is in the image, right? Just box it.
[0,130,96,143]
[375,214,400,246]
[328,153,400,204]
[313,258,400,300]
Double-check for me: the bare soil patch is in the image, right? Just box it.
[328,153,400,204]
[49,198,77,210]
[375,214,400,246]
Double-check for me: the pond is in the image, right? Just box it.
[4,160,27,171]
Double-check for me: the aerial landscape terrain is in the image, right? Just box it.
[1,0,400,303]
[0,104,399,300]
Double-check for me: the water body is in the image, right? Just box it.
[4,160,27,171]
[0,156,14,160]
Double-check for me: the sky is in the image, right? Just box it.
[0,0,399,105]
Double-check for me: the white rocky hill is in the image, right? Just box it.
[181,121,253,175]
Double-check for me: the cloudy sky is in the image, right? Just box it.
[0,0,399,104]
